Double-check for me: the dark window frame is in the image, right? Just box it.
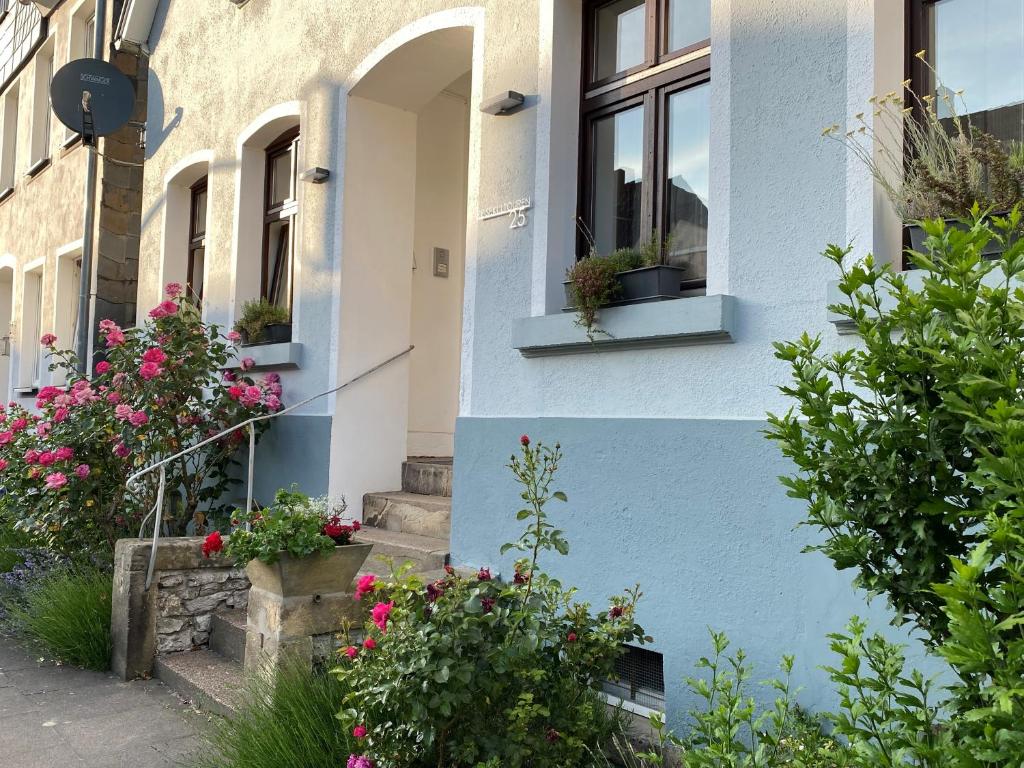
[578,0,711,291]
[187,176,207,304]
[261,127,299,315]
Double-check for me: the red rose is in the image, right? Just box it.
[520,434,530,446]
[201,531,223,558]
[567,632,577,643]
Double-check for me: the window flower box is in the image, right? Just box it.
[562,264,689,311]
[905,215,1016,261]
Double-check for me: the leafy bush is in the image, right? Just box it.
[5,566,112,670]
[768,212,1024,764]
[234,298,291,343]
[208,487,359,565]
[191,657,356,768]
[334,437,648,768]
[0,284,283,555]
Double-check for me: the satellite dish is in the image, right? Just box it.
[50,58,135,145]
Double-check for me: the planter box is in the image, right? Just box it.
[245,543,372,598]
[563,265,688,310]
[240,322,292,346]
[905,216,1015,260]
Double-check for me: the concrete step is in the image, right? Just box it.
[209,608,246,665]
[363,490,451,538]
[402,457,453,497]
[154,648,242,717]
[354,526,449,576]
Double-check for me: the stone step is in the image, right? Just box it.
[354,526,449,576]
[402,457,453,497]
[154,648,242,718]
[209,608,247,665]
[363,490,451,538]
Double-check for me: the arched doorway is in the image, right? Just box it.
[331,22,477,507]
[0,265,13,402]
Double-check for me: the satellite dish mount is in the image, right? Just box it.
[50,58,135,147]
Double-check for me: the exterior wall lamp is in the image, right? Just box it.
[299,167,330,184]
[480,91,525,116]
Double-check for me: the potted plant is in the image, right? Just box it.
[206,487,370,598]
[564,234,687,338]
[234,298,292,346]
[825,53,1023,261]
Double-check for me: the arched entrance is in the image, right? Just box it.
[330,20,479,506]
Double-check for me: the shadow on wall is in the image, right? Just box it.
[145,68,182,160]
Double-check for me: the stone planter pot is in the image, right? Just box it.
[245,544,372,598]
[563,265,689,311]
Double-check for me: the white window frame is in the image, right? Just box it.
[18,260,45,390]
[51,240,82,385]
[27,38,54,173]
[0,82,19,194]
[64,0,97,145]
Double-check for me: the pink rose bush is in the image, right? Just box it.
[0,285,284,554]
[334,438,648,768]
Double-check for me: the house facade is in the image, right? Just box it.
[116,0,1022,722]
[0,0,146,404]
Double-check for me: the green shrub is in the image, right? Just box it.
[9,566,112,670]
[334,437,649,768]
[234,298,290,343]
[191,659,355,768]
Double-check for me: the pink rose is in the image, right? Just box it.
[44,472,68,490]
[240,357,255,372]
[98,319,118,332]
[0,459,7,472]
[222,370,236,382]
[352,725,367,740]
[23,449,39,464]
[371,601,394,633]
[267,382,283,397]
[139,361,163,380]
[264,395,282,412]
[38,452,56,467]
[95,361,111,374]
[264,373,281,384]
[240,386,263,408]
[106,328,126,347]
[35,422,50,437]
[106,391,121,404]
[128,410,149,427]
[115,403,133,421]
[11,418,26,432]
[362,637,376,650]
[148,300,178,319]
[36,385,61,404]
[113,442,130,458]
[53,407,69,423]
[165,282,183,298]
[39,333,57,347]
[344,645,358,659]
[74,464,90,479]
[142,347,167,365]
[112,372,126,388]
[54,394,73,408]
[54,447,73,461]
[0,431,12,445]
[226,331,242,343]
[355,574,376,601]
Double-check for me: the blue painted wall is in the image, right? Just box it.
[451,416,934,727]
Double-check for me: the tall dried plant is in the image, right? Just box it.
[824,50,1024,221]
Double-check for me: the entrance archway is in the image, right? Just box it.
[331,20,478,505]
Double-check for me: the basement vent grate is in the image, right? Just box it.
[602,644,666,711]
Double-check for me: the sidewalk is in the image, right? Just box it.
[0,638,203,768]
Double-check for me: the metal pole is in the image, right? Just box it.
[74,0,107,374]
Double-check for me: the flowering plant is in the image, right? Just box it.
[216,487,357,565]
[0,284,283,554]
[334,437,648,768]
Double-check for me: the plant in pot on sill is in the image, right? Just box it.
[824,51,1024,259]
[235,298,292,346]
[565,232,686,339]
[203,487,369,598]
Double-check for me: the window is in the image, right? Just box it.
[20,266,43,388]
[908,0,1024,147]
[580,0,711,293]
[262,128,298,313]
[28,43,52,171]
[0,83,17,193]
[65,3,96,143]
[602,644,665,711]
[187,177,207,304]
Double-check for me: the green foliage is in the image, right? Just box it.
[0,285,282,555]
[190,657,356,768]
[0,518,34,573]
[224,487,352,565]
[334,438,649,768]
[6,566,112,670]
[766,210,1024,641]
[234,298,291,343]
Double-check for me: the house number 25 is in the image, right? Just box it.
[508,207,527,229]
[479,197,532,230]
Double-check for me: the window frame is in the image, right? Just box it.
[187,176,207,305]
[261,127,299,315]
[577,0,711,291]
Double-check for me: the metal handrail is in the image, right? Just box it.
[128,345,414,590]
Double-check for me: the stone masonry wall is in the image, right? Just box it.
[154,567,249,654]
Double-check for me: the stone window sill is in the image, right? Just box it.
[25,156,50,179]
[230,341,302,370]
[512,294,736,357]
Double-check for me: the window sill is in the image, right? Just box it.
[230,341,302,370]
[0,186,14,205]
[13,386,39,396]
[25,156,51,179]
[61,133,83,152]
[512,294,736,357]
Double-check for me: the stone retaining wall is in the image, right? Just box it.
[112,537,249,680]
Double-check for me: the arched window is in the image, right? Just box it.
[262,128,299,312]
[187,177,207,304]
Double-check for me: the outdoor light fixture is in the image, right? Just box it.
[480,90,525,116]
[299,167,330,184]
